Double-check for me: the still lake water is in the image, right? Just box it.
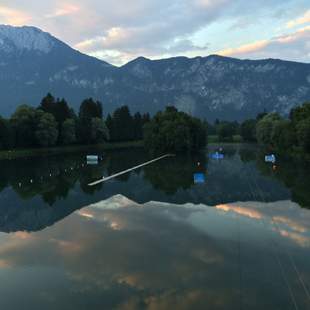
[0,144,310,309]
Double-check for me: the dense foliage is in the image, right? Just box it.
[1,94,310,160]
[0,93,151,151]
[0,94,110,150]
[143,106,207,154]
[255,102,310,156]
[106,106,150,142]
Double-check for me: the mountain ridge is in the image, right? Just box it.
[0,24,309,121]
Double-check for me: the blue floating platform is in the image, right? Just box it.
[194,173,205,184]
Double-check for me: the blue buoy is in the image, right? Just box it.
[194,173,205,184]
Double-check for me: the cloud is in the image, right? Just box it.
[0,0,309,64]
[218,26,310,62]
[72,0,301,64]
[0,5,30,25]
[218,40,269,57]
[286,9,310,28]
[45,3,80,19]
[74,0,226,55]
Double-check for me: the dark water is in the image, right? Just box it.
[0,144,310,309]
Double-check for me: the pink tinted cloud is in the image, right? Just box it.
[0,5,31,25]
[218,26,310,62]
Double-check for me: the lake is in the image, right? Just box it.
[0,144,310,309]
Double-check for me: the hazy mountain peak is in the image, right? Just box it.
[0,24,54,53]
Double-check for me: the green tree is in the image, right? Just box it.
[290,102,310,124]
[133,112,143,140]
[61,119,76,145]
[39,93,56,115]
[271,119,295,151]
[296,118,310,153]
[91,117,109,143]
[207,121,216,135]
[256,113,281,146]
[35,112,58,147]
[241,119,257,142]
[217,122,234,142]
[142,113,151,125]
[39,94,74,145]
[0,117,14,150]
[77,98,103,144]
[111,106,134,141]
[144,107,207,154]
[79,98,103,119]
[11,105,38,147]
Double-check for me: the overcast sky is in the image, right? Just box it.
[0,0,309,65]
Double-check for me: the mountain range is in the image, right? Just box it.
[0,24,309,121]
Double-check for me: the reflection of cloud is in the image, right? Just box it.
[216,204,263,219]
[50,238,82,254]
[14,231,33,239]
[214,200,310,248]
[279,229,310,248]
[272,216,307,233]
[0,195,309,308]
[0,259,11,268]
[77,210,94,219]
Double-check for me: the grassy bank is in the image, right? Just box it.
[0,141,144,160]
[208,135,243,143]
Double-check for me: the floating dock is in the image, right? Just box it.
[88,154,175,186]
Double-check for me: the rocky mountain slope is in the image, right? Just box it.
[0,25,309,121]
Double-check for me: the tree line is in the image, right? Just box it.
[210,102,310,156]
[203,101,310,157]
[0,94,208,153]
[0,93,151,150]
[254,102,310,155]
[4,93,307,156]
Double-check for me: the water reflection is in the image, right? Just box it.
[0,195,309,309]
[0,145,310,233]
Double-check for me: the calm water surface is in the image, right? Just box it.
[0,144,310,309]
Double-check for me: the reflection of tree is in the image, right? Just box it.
[0,155,82,204]
[42,172,80,205]
[105,149,146,182]
[143,154,208,195]
[254,152,310,209]
[239,147,258,163]
[79,165,104,195]
[269,161,310,208]
[239,145,310,208]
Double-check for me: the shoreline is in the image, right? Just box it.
[0,141,144,160]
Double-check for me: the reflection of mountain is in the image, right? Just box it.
[0,195,309,309]
[0,198,78,233]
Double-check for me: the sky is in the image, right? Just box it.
[0,0,309,66]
